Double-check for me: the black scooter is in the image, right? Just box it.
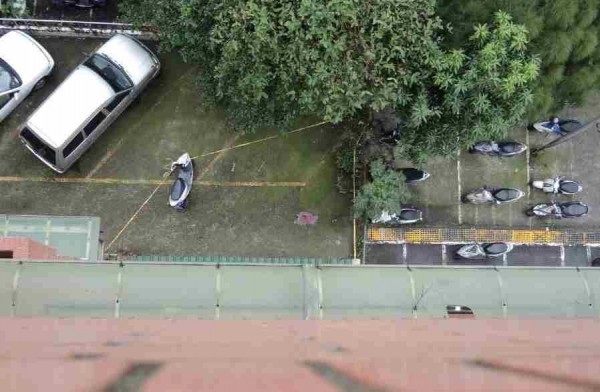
[53,0,106,8]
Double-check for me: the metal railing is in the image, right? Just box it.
[0,18,157,39]
[123,255,354,265]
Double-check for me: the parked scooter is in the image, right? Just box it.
[531,177,582,195]
[372,208,423,225]
[469,141,527,157]
[168,153,194,211]
[532,117,582,135]
[528,201,588,218]
[463,186,524,205]
[53,0,107,7]
[378,124,401,145]
[399,168,430,184]
[456,242,513,259]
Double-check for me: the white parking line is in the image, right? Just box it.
[560,245,565,266]
[441,244,447,265]
[587,246,592,266]
[402,244,407,264]
[525,128,531,198]
[569,141,574,175]
[456,152,462,225]
[502,253,507,266]
[525,128,533,229]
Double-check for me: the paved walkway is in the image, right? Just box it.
[368,226,600,246]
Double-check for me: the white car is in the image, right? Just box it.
[0,31,54,122]
[20,34,160,173]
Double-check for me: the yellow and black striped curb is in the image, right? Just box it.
[368,226,600,246]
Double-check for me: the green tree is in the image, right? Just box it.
[354,160,412,220]
[0,0,26,17]
[120,0,444,129]
[438,0,600,118]
[397,11,540,162]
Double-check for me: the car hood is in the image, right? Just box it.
[97,34,156,85]
[28,66,115,148]
[0,31,53,84]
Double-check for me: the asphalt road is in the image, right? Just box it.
[365,243,600,266]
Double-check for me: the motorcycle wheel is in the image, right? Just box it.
[175,198,188,211]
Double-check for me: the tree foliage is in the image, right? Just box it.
[396,11,540,161]
[438,0,600,117]
[121,2,538,163]
[120,0,444,129]
[0,0,25,17]
[353,160,412,220]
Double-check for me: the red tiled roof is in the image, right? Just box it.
[0,237,63,260]
[1,318,599,391]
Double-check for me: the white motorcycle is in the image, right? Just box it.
[463,186,524,205]
[532,117,582,135]
[372,208,423,225]
[168,153,194,211]
[531,177,582,195]
[528,202,588,219]
[456,242,513,259]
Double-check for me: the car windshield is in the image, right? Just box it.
[83,54,132,92]
[0,58,20,93]
[20,127,56,166]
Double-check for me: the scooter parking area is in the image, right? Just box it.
[366,94,600,265]
[0,37,352,258]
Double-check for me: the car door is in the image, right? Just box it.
[83,89,132,144]
[0,92,17,121]
[61,131,86,169]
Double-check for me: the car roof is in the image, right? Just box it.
[0,31,52,83]
[97,34,156,85]
[27,66,115,148]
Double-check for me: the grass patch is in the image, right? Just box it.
[300,155,337,209]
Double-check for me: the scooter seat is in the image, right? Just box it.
[498,143,518,153]
[559,182,580,194]
[401,168,427,183]
[170,178,187,201]
[493,189,520,202]
[399,209,421,221]
[484,243,508,255]
[562,202,588,216]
